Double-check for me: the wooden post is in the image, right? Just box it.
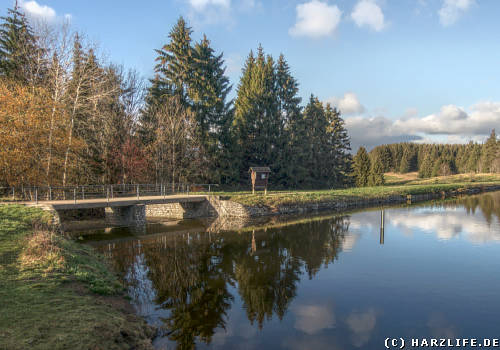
[137,185,139,200]
[35,187,38,204]
[82,187,85,200]
[49,186,52,201]
[12,187,14,201]
[107,187,109,204]
[111,186,113,199]
[74,188,76,204]
[208,184,211,193]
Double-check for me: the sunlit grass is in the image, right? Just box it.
[207,173,500,207]
[0,205,154,350]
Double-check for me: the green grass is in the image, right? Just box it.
[207,174,500,207]
[0,205,154,350]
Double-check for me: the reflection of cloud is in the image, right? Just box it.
[389,209,500,244]
[346,308,377,347]
[341,233,360,252]
[427,313,456,339]
[293,304,335,335]
[125,254,157,318]
[282,335,341,350]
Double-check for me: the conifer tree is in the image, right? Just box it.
[0,3,43,84]
[190,35,232,182]
[275,54,302,187]
[325,103,351,187]
[480,129,499,173]
[154,16,193,101]
[369,155,385,186]
[233,46,279,182]
[353,147,371,187]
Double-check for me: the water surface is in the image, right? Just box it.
[80,192,500,349]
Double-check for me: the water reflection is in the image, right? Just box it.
[80,191,500,349]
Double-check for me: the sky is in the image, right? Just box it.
[2,0,500,150]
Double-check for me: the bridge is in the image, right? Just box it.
[1,184,222,226]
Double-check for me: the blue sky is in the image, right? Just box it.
[3,0,500,150]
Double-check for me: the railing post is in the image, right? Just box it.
[208,184,211,193]
[49,186,52,201]
[12,187,14,201]
[35,187,38,204]
[82,187,85,200]
[111,186,113,199]
[137,185,139,200]
[106,187,109,204]
[187,185,190,196]
[74,188,77,204]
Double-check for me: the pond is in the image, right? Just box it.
[78,191,500,349]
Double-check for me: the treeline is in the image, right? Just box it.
[0,7,351,189]
[0,6,144,186]
[369,131,500,178]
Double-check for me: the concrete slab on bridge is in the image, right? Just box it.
[23,195,210,210]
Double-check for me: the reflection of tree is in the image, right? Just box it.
[456,192,500,225]
[142,233,233,349]
[233,216,349,328]
[92,214,350,348]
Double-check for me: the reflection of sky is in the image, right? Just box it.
[102,195,500,349]
[348,206,500,244]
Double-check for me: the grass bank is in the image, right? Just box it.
[0,205,155,350]
[218,173,500,207]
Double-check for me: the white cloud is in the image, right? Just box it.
[19,0,70,23]
[292,304,335,334]
[395,102,500,136]
[351,0,386,31]
[328,92,365,115]
[344,99,500,151]
[346,115,422,151]
[289,1,342,38]
[20,0,56,21]
[438,0,475,27]
[188,0,231,11]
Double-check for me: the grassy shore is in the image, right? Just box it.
[219,173,500,207]
[0,205,154,350]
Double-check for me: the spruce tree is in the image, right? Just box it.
[369,154,385,186]
[233,46,279,183]
[275,54,302,187]
[325,104,351,187]
[0,3,42,83]
[154,16,194,101]
[353,147,371,187]
[190,35,232,182]
[480,129,498,173]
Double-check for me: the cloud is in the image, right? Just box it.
[438,0,475,27]
[289,1,342,38]
[327,92,365,115]
[20,0,56,21]
[395,102,500,136]
[188,0,231,11]
[19,0,70,23]
[345,115,422,151]
[351,0,386,31]
[293,304,335,335]
[343,99,500,151]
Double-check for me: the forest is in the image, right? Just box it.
[0,4,499,190]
